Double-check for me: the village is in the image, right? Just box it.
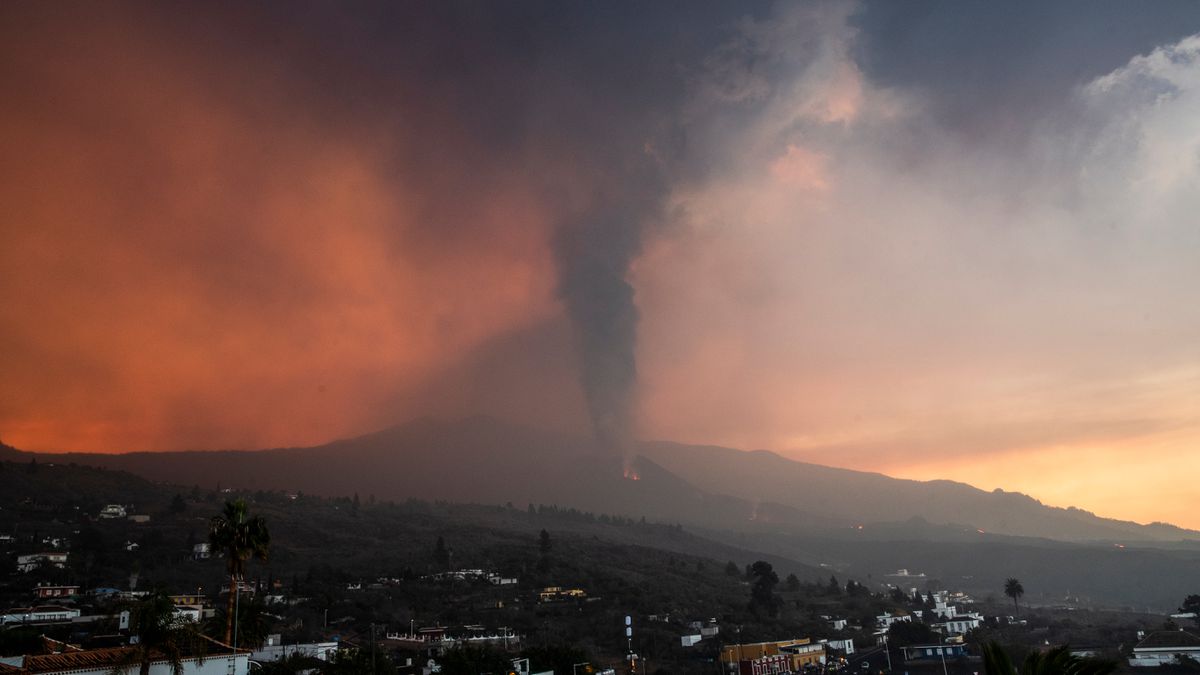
[2,472,1197,675]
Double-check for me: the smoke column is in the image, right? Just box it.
[555,152,667,458]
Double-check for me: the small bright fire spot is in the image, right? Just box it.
[1114,543,1125,548]
[855,524,864,530]
[622,467,640,481]
[977,529,985,534]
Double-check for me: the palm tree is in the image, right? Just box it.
[982,641,1115,675]
[1004,578,1025,614]
[208,499,270,645]
[205,594,271,650]
[109,589,205,675]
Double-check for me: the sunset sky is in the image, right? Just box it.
[3,2,1199,528]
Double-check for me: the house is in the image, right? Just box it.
[720,639,825,675]
[173,606,203,623]
[875,612,912,629]
[33,585,79,600]
[250,635,338,665]
[219,581,256,595]
[821,639,855,656]
[128,514,151,524]
[1129,630,1200,667]
[192,543,211,560]
[538,586,587,602]
[124,541,140,552]
[901,644,969,663]
[0,643,248,674]
[98,504,127,519]
[1,606,82,625]
[934,614,983,636]
[828,618,848,631]
[15,554,68,573]
[170,593,207,607]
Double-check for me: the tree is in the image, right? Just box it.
[434,536,450,569]
[109,589,205,675]
[785,573,801,592]
[438,645,512,675]
[169,494,187,515]
[537,529,552,573]
[323,647,399,675]
[982,641,1116,675]
[1180,595,1200,629]
[256,652,325,674]
[888,621,937,648]
[1004,578,1025,614]
[725,561,740,576]
[208,499,270,646]
[205,595,270,650]
[828,575,842,596]
[522,645,590,675]
[748,560,780,617]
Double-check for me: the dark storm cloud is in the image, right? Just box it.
[850,0,1200,142]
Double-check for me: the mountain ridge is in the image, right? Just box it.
[3,415,1195,543]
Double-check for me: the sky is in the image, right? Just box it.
[2,2,1199,528]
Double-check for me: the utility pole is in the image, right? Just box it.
[233,579,240,652]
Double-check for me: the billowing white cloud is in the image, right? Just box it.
[634,18,1200,526]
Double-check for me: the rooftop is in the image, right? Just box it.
[1136,631,1200,650]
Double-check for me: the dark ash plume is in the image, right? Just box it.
[555,156,667,455]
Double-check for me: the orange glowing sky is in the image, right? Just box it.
[3,3,1200,529]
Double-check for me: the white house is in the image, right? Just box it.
[16,553,68,573]
[875,613,913,629]
[1,606,82,625]
[98,504,127,519]
[935,614,983,636]
[828,618,848,631]
[821,639,856,655]
[172,606,203,623]
[1129,630,1200,667]
[192,543,211,560]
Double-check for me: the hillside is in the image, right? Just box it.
[4,451,1199,611]
[8,416,1196,545]
[638,441,1198,543]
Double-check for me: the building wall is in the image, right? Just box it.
[721,639,824,672]
[13,655,247,675]
[1130,647,1200,667]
